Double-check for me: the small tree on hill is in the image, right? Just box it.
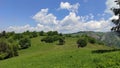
[19,37,31,49]
[87,36,96,44]
[39,31,44,36]
[58,38,65,45]
[77,38,87,48]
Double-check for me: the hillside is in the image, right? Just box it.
[0,36,120,68]
[72,31,120,47]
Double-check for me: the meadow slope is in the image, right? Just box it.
[0,36,120,68]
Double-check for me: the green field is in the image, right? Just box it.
[0,36,120,68]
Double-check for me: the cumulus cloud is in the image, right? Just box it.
[60,2,80,13]
[59,12,112,33]
[105,0,119,14]
[6,24,33,33]
[32,8,112,33]
[5,1,114,33]
[33,8,58,26]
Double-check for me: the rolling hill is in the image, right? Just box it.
[72,31,120,47]
[0,36,120,68]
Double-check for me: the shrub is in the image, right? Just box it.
[0,39,18,60]
[58,38,65,45]
[19,37,31,49]
[88,37,96,44]
[41,35,65,44]
[39,31,45,36]
[13,34,23,40]
[77,38,87,48]
[41,36,54,43]
[47,31,58,36]
[29,31,38,38]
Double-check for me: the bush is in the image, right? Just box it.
[58,38,65,45]
[19,37,31,49]
[39,31,45,36]
[0,39,18,60]
[41,36,54,43]
[41,35,65,44]
[88,37,96,44]
[13,34,23,40]
[77,38,87,48]
[47,31,58,36]
[29,31,38,38]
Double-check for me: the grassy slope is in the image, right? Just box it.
[0,36,120,68]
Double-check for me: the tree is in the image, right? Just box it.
[30,31,38,38]
[0,38,18,60]
[77,38,87,48]
[111,0,120,33]
[13,33,23,40]
[47,31,58,36]
[58,38,65,45]
[6,31,15,38]
[0,31,6,38]
[41,36,55,43]
[19,37,31,49]
[39,31,44,36]
[86,36,96,44]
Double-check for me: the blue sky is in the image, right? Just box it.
[0,0,117,33]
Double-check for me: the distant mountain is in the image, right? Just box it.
[72,31,120,47]
[101,32,120,47]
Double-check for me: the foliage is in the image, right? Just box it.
[41,31,64,43]
[47,31,58,36]
[41,36,55,43]
[0,38,18,60]
[58,38,65,45]
[19,37,31,49]
[65,34,72,37]
[41,35,62,43]
[87,37,96,44]
[39,31,45,36]
[0,31,6,38]
[77,38,87,48]
[13,33,23,40]
[111,0,120,33]
[29,31,38,38]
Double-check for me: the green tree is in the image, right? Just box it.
[0,31,6,38]
[30,31,38,38]
[13,33,23,40]
[0,38,18,60]
[111,0,120,33]
[87,37,96,44]
[19,37,31,49]
[41,36,54,43]
[39,31,44,36]
[77,38,87,48]
[6,31,15,38]
[58,38,65,45]
[47,31,58,36]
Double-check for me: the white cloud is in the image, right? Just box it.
[6,24,33,33]
[105,0,119,14]
[58,12,113,33]
[5,2,114,33]
[33,8,58,26]
[60,2,80,13]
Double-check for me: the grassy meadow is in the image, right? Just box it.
[0,36,120,68]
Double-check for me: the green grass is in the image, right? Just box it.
[0,36,120,68]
